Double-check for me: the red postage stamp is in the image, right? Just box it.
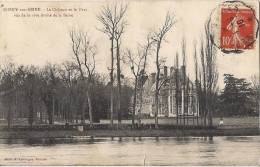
[221,8,256,50]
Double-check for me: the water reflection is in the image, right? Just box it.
[155,136,159,142]
[0,136,259,166]
[0,136,251,146]
[138,137,142,141]
[225,136,254,142]
[1,137,111,146]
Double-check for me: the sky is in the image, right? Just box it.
[0,0,259,89]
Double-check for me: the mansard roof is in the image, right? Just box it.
[142,66,195,93]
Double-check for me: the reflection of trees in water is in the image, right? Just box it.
[24,138,56,146]
[131,137,143,142]
[225,136,253,142]
[174,136,197,144]
[198,136,218,164]
[2,136,112,146]
[5,138,14,145]
[138,137,142,141]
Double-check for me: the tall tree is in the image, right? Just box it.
[193,41,200,125]
[220,74,254,116]
[26,73,35,127]
[40,64,59,125]
[137,35,153,127]
[97,3,127,125]
[250,75,260,115]
[198,21,219,127]
[59,61,78,123]
[151,12,175,128]
[125,48,145,127]
[0,62,16,128]
[181,38,187,126]
[69,29,96,125]
[174,53,180,125]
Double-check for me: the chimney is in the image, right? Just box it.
[151,73,156,84]
[181,65,186,84]
[164,66,168,78]
[170,66,174,77]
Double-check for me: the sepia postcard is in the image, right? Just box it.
[0,0,259,166]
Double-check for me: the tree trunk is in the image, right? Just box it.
[86,90,93,125]
[52,95,55,124]
[132,77,138,127]
[40,105,43,124]
[175,69,179,125]
[196,99,199,125]
[138,84,144,127]
[155,43,161,128]
[155,89,159,128]
[208,92,213,127]
[48,108,53,125]
[81,94,87,124]
[116,39,122,125]
[7,103,12,129]
[110,38,114,126]
[69,89,72,123]
[204,102,207,127]
[138,47,149,127]
[182,86,185,126]
[28,97,33,127]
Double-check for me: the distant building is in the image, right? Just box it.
[134,66,199,117]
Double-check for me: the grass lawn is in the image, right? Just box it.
[0,116,258,128]
[100,116,259,128]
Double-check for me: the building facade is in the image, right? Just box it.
[135,66,199,117]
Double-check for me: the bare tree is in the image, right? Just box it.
[26,73,35,127]
[193,41,200,125]
[97,3,127,125]
[59,61,78,123]
[250,75,260,114]
[181,38,187,126]
[40,63,59,125]
[151,12,175,128]
[124,36,153,127]
[0,62,16,129]
[70,29,96,125]
[199,40,206,126]
[198,21,219,127]
[114,8,127,124]
[136,35,154,127]
[174,53,180,125]
[125,48,145,127]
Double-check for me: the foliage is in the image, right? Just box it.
[0,63,133,126]
[219,74,256,116]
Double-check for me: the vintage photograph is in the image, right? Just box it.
[0,0,259,166]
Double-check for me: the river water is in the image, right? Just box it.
[0,136,259,166]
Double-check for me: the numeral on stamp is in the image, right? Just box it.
[220,8,255,50]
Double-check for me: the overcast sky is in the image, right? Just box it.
[0,0,259,88]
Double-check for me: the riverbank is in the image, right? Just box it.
[0,116,258,139]
[0,127,259,139]
[87,128,260,137]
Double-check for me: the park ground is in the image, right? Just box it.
[99,116,259,128]
[0,116,258,139]
[0,116,258,128]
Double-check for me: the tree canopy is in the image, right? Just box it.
[219,74,256,116]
